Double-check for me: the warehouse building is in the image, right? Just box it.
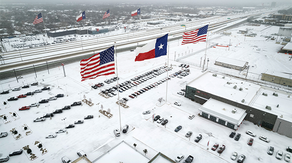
[185,72,292,138]
[214,57,248,71]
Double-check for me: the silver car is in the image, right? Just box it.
[230,152,238,160]
[46,134,57,139]
[276,151,283,160]
[114,129,120,137]
[0,132,8,138]
[0,156,9,162]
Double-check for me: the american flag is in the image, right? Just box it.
[182,25,208,45]
[103,9,110,19]
[33,13,43,25]
[80,46,115,81]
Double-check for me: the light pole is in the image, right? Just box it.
[206,58,209,70]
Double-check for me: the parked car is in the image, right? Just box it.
[237,154,246,163]
[114,129,120,137]
[34,89,42,93]
[194,134,202,143]
[0,132,8,138]
[267,146,274,155]
[229,132,236,138]
[62,105,71,110]
[39,99,49,103]
[276,151,283,160]
[247,138,254,146]
[74,120,84,124]
[259,136,270,143]
[33,117,46,122]
[65,124,75,129]
[184,155,194,163]
[71,101,82,106]
[212,143,219,151]
[177,92,184,96]
[0,90,9,94]
[218,145,226,154]
[157,118,164,124]
[61,156,71,163]
[142,110,151,115]
[161,119,168,125]
[42,86,50,90]
[26,92,34,96]
[122,125,129,133]
[246,130,256,137]
[7,97,18,101]
[9,149,23,156]
[174,102,181,106]
[30,103,39,107]
[46,134,57,139]
[17,94,27,98]
[235,133,241,141]
[19,106,30,111]
[284,153,291,162]
[53,109,63,114]
[12,87,21,91]
[175,155,184,162]
[22,85,29,88]
[286,146,292,153]
[185,131,193,138]
[84,115,94,119]
[174,125,182,132]
[56,129,67,134]
[43,113,54,118]
[49,96,57,101]
[56,94,64,98]
[31,82,38,86]
[154,115,160,121]
[77,151,87,157]
[230,152,238,160]
[0,156,9,162]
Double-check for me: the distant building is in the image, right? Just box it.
[271,2,276,7]
[278,27,292,38]
[214,57,248,71]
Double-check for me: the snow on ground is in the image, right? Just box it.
[0,23,292,163]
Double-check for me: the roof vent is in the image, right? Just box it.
[232,108,237,113]
[233,85,237,89]
[239,88,243,91]
[265,106,272,110]
[212,74,217,77]
[262,93,268,96]
[273,93,278,97]
[241,99,245,103]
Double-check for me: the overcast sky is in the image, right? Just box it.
[0,0,291,5]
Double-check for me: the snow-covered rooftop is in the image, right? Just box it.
[215,57,248,67]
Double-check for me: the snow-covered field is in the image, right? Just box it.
[0,23,291,163]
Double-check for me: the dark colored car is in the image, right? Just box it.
[39,99,49,103]
[26,92,34,96]
[237,154,246,163]
[65,124,75,129]
[55,94,64,98]
[43,113,54,118]
[71,101,82,106]
[62,105,71,110]
[229,132,236,138]
[0,90,9,94]
[7,97,18,101]
[42,86,50,90]
[84,115,94,119]
[31,82,38,86]
[161,119,168,125]
[17,94,27,98]
[22,85,29,88]
[248,138,254,146]
[154,115,160,121]
[33,117,46,122]
[194,134,202,143]
[267,146,274,155]
[74,120,84,124]
[9,149,23,156]
[53,109,63,114]
[174,125,182,132]
[184,155,194,163]
[235,133,241,141]
[217,145,226,154]
[122,125,129,133]
[212,143,219,151]
[19,106,30,111]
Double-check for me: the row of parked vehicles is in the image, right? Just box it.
[19,94,64,111]
[0,82,39,95]
[153,115,169,126]
[113,125,129,137]
[0,149,23,162]
[7,86,51,102]
[267,146,291,162]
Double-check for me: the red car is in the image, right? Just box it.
[248,138,254,146]
[212,143,219,151]
[19,106,30,111]
[18,94,27,98]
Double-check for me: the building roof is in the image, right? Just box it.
[282,42,292,51]
[200,98,247,125]
[215,57,248,67]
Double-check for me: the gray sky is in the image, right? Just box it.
[0,0,291,5]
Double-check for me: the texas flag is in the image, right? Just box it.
[76,11,86,22]
[135,34,168,61]
[131,8,140,16]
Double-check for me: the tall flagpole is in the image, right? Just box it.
[165,34,169,103]
[42,13,46,29]
[114,42,122,132]
[202,23,210,71]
